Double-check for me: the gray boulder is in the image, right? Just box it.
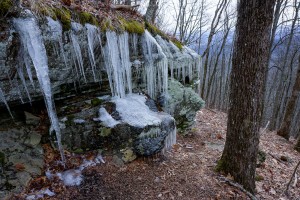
[159,79,205,132]
[58,94,176,159]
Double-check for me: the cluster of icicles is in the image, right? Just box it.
[0,12,201,163]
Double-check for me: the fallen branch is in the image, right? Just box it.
[218,176,258,200]
[260,121,270,135]
[206,108,217,114]
[110,4,140,10]
[268,153,286,164]
[285,159,300,196]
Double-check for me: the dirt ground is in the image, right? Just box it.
[14,109,300,200]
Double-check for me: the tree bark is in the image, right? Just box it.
[216,0,275,193]
[278,56,300,139]
[144,0,158,23]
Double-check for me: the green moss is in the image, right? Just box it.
[78,11,99,26]
[91,98,103,107]
[0,0,12,16]
[215,158,228,173]
[73,148,84,153]
[53,8,71,31]
[257,150,266,164]
[99,127,111,137]
[145,21,168,40]
[171,39,183,50]
[119,18,145,34]
[255,175,264,181]
[100,18,114,32]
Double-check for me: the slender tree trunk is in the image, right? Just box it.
[145,0,158,23]
[216,0,275,193]
[261,0,286,124]
[201,0,228,98]
[278,55,300,139]
[271,1,300,129]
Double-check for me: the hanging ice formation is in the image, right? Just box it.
[0,10,204,161]
[86,24,100,82]
[142,30,168,98]
[47,17,68,69]
[70,22,87,83]
[13,16,65,163]
[0,87,13,118]
[103,31,132,98]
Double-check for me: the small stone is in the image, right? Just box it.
[24,112,40,126]
[112,155,124,167]
[16,171,32,187]
[121,148,137,163]
[154,177,160,183]
[24,132,41,147]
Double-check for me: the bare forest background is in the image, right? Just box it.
[123,0,300,141]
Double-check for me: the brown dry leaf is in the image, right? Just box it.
[15,163,25,171]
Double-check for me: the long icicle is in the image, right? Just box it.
[14,16,65,164]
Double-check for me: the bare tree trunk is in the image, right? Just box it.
[206,10,231,100]
[261,0,286,123]
[216,0,275,193]
[145,0,159,23]
[201,0,228,98]
[271,1,300,130]
[278,55,300,139]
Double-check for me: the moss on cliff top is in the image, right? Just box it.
[53,7,71,31]
[145,21,183,50]
[0,0,13,17]
[119,18,145,35]
[78,11,99,26]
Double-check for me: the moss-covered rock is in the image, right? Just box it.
[0,0,13,17]
[100,18,115,32]
[119,18,145,34]
[145,21,168,40]
[121,148,137,163]
[160,79,205,132]
[78,11,99,26]
[91,98,103,107]
[53,7,71,31]
[171,38,183,50]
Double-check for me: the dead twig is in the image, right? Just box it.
[268,153,286,164]
[260,121,270,135]
[206,108,217,114]
[110,4,140,10]
[285,160,300,196]
[218,176,258,200]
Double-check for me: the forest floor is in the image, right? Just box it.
[15,109,300,200]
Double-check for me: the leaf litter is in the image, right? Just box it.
[11,109,300,199]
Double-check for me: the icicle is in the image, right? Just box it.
[13,16,65,163]
[0,87,13,119]
[118,32,132,94]
[86,24,99,81]
[131,33,138,56]
[142,30,168,98]
[47,17,68,69]
[162,126,176,154]
[16,64,32,103]
[70,23,86,83]
[103,31,132,98]
[4,67,24,104]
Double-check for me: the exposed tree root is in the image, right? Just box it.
[218,176,258,200]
